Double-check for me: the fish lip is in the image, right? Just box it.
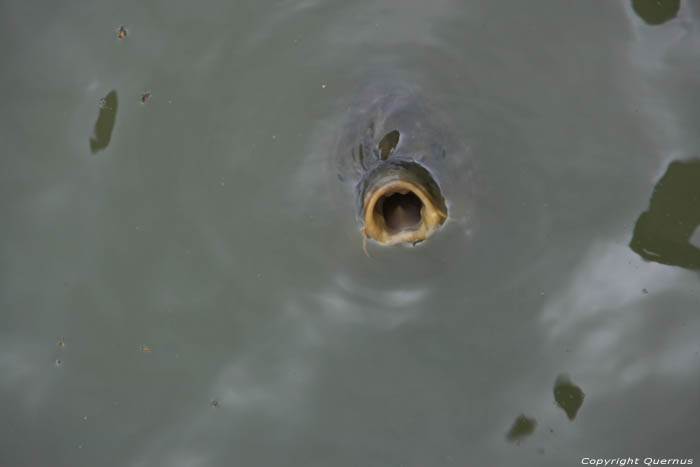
[362,175,447,245]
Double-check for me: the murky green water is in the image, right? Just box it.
[2,1,699,466]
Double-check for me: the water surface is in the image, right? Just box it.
[1,1,699,466]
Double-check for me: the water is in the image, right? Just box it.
[2,1,699,466]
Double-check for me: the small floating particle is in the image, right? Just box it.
[55,359,63,366]
[211,400,219,407]
[140,92,151,103]
[118,26,127,39]
[321,84,327,89]
[139,344,152,353]
[58,337,65,348]
[642,288,648,294]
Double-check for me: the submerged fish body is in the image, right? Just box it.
[335,82,473,245]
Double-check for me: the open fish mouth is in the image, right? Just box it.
[361,160,447,245]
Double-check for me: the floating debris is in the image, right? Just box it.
[630,159,700,270]
[553,374,585,420]
[89,90,118,154]
[631,0,680,26]
[211,400,219,408]
[118,26,127,39]
[506,414,537,443]
[140,92,151,104]
[55,359,62,367]
[58,337,65,348]
[139,344,152,353]
[642,288,649,294]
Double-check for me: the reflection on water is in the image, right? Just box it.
[553,375,584,421]
[304,273,427,329]
[89,90,118,154]
[630,158,700,270]
[506,414,537,443]
[3,0,700,464]
[631,0,681,25]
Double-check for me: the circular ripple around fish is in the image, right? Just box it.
[291,82,553,303]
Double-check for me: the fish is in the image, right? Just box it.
[334,80,473,246]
